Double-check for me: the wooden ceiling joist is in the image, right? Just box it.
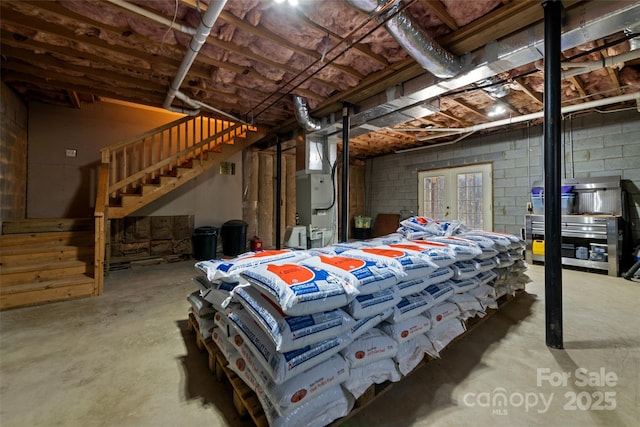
[290,9,390,67]
[597,40,622,96]
[450,97,489,120]
[567,75,588,99]
[66,90,81,108]
[514,78,543,105]
[418,0,459,31]
[181,1,365,82]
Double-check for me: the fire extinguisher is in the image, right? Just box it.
[250,235,263,252]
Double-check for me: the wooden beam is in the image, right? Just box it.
[274,0,575,133]
[0,45,291,121]
[476,90,520,116]
[605,66,622,96]
[450,97,489,119]
[1,68,166,106]
[418,0,459,31]
[567,75,588,99]
[440,0,581,56]
[258,152,274,249]
[384,130,415,140]
[67,90,81,109]
[0,45,164,91]
[514,78,543,104]
[2,4,308,103]
[493,98,521,116]
[291,9,389,67]
[285,154,296,229]
[416,117,440,127]
[597,40,622,95]
[0,13,151,69]
[435,110,471,126]
[181,0,364,81]
[243,150,259,243]
[202,36,343,93]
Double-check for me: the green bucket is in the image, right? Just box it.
[354,216,372,228]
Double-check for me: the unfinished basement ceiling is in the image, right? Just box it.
[1,0,640,158]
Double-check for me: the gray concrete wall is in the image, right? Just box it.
[0,83,28,220]
[27,101,242,228]
[133,150,243,229]
[366,109,640,241]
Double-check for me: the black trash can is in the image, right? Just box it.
[352,216,372,240]
[352,227,372,240]
[221,220,248,256]
[192,226,218,260]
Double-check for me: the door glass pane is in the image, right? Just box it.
[457,172,483,229]
[423,176,445,219]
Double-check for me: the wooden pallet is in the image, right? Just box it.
[187,313,268,427]
[187,312,211,353]
[187,290,525,427]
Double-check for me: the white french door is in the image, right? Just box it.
[418,164,493,231]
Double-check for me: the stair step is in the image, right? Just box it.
[0,260,92,287]
[0,231,94,248]
[1,218,93,234]
[0,275,95,309]
[175,166,193,177]
[104,126,264,219]
[141,183,161,196]
[1,245,94,268]
[159,176,178,185]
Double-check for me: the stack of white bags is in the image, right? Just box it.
[187,216,529,427]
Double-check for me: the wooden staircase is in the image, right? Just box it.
[1,115,264,310]
[0,218,96,309]
[101,115,263,219]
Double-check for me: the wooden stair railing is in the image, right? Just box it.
[93,114,264,286]
[101,116,255,205]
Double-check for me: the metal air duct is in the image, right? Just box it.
[346,0,462,78]
[293,95,322,132]
[320,1,640,144]
[625,27,640,50]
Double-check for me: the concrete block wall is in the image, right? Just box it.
[366,109,640,242]
[0,83,28,220]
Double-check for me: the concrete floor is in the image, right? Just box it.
[1,262,638,427]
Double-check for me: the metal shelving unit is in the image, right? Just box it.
[524,214,622,276]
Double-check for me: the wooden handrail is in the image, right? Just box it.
[106,123,249,194]
[101,116,209,157]
[100,111,258,207]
